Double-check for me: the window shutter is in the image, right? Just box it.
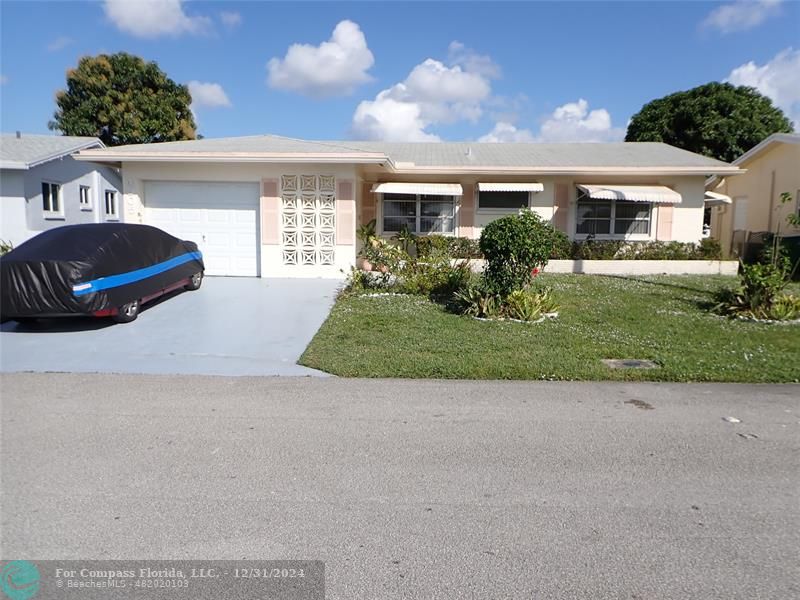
[336,180,355,245]
[656,204,673,240]
[459,184,475,238]
[554,183,568,231]
[261,179,280,245]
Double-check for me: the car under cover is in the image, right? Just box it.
[0,223,204,318]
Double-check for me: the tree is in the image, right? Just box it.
[49,52,196,146]
[625,82,793,163]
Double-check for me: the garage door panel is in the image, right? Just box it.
[144,181,259,277]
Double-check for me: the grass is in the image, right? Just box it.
[299,274,800,382]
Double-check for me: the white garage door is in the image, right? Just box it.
[144,181,260,277]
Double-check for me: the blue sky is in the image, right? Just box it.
[1,1,798,142]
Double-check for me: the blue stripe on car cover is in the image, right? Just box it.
[72,251,203,296]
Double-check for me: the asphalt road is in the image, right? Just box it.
[1,374,798,599]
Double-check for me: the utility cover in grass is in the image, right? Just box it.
[602,359,660,369]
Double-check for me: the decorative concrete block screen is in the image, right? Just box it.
[281,174,336,266]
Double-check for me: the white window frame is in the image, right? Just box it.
[477,190,530,214]
[380,193,457,236]
[79,185,92,211]
[41,181,64,219]
[574,196,652,240]
[104,189,119,221]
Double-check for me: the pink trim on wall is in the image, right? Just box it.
[261,178,280,245]
[262,180,278,198]
[336,179,355,245]
[459,184,475,239]
[360,182,376,226]
[554,183,569,232]
[656,204,673,240]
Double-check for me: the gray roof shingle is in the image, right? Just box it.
[1,133,102,169]
[78,134,736,170]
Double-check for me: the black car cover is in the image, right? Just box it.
[0,223,204,318]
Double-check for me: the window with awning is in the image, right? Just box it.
[371,182,463,196]
[575,185,664,237]
[477,182,543,210]
[576,184,682,204]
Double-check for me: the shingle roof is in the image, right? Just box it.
[76,134,738,173]
[0,133,102,169]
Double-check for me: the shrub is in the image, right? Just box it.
[415,235,451,258]
[479,209,554,296]
[712,261,799,320]
[569,239,723,260]
[416,235,482,259]
[0,240,12,256]
[768,294,800,320]
[362,238,406,272]
[448,236,483,259]
[397,255,473,297]
[454,284,559,322]
[549,229,572,259]
[698,238,722,260]
[571,239,624,260]
[504,288,558,321]
[453,283,501,318]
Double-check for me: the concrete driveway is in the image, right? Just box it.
[0,277,341,376]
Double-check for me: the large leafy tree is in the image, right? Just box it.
[49,52,196,146]
[625,82,793,163]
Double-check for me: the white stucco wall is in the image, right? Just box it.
[363,173,706,244]
[0,158,121,248]
[120,161,359,278]
[0,170,28,247]
[559,176,705,244]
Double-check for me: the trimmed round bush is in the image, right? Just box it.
[479,209,555,296]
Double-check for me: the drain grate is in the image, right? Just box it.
[602,359,659,369]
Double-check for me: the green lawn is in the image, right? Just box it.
[300,274,800,382]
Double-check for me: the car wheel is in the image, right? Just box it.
[114,300,140,323]
[185,271,203,291]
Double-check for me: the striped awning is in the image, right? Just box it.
[477,182,543,192]
[577,184,682,204]
[371,182,463,196]
[704,191,732,206]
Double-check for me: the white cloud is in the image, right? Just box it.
[479,99,624,143]
[267,20,374,97]
[187,81,232,109]
[103,0,211,38]
[220,11,241,28]
[352,49,495,141]
[702,0,783,33]
[537,99,624,142]
[725,47,800,128]
[46,36,73,52]
[478,122,535,143]
[448,41,501,79]
[353,92,441,142]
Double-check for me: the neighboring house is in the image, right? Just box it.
[0,133,122,247]
[706,133,800,257]
[76,135,740,278]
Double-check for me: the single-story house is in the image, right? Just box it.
[706,133,800,257]
[75,135,741,278]
[0,133,122,248]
